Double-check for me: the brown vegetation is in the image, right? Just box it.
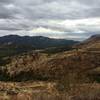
[0,35,100,99]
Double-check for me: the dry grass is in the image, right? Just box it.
[0,81,100,100]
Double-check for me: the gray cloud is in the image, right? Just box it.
[0,0,100,40]
[0,0,12,4]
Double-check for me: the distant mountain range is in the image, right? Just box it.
[0,35,78,58]
[0,35,78,48]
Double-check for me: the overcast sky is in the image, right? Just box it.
[0,0,100,40]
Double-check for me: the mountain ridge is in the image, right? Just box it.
[0,35,78,47]
[74,34,100,50]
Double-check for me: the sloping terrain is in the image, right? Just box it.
[0,35,100,100]
[0,35,99,82]
[4,50,99,81]
[74,34,100,51]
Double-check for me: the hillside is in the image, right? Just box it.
[0,35,100,100]
[0,35,99,82]
[74,34,100,51]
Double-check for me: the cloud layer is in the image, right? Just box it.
[0,0,100,40]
